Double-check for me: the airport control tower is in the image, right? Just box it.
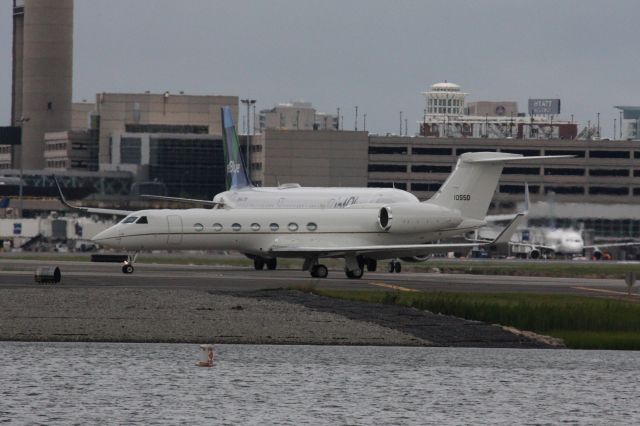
[11,0,73,169]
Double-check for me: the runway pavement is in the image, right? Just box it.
[0,258,636,298]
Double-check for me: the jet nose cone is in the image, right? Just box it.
[92,228,119,246]
[91,229,108,243]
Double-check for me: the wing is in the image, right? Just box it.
[270,214,525,259]
[140,195,222,207]
[507,241,556,252]
[54,176,132,216]
[585,242,640,250]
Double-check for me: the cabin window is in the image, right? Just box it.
[212,223,223,231]
[251,223,261,231]
[193,223,204,232]
[270,223,279,232]
[122,216,138,224]
[288,222,299,232]
[307,222,318,231]
[232,223,242,232]
[136,216,148,224]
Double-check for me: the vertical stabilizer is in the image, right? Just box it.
[221,106,252,189]
[426,152,570,220]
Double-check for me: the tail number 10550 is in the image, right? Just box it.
[454,194,471,201]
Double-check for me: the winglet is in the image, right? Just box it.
[54,175,132,216]
[54,175,75,210]
[221,106,253,190]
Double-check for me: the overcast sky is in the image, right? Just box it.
[1,0,638,137]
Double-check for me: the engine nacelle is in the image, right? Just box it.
[377,203,462,233]
[592,249,603,261]
[400,255,430,263]
[529,249,541,260]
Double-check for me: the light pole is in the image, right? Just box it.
[399,111,403,135]
[363,113,367,132]
[15,117,29,218]
[597,112,600,138]
[336,107,340,131]
[240,99,255,168]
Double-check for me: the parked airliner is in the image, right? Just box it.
[143,106,420,210]
[90,152,568,278]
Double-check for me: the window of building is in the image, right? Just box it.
[125,124,209,134]
[368,164,407,173]
[500,185,527,194]
[589,186,629,196]
[544,186,584,195]
[232,223,242,231]
[589,150,630,159]
[368,146,408,155]
[120,137,142,164]
[212,223,223,231]
[544,149,585,158]
[502,167,540,175]
[367,182,407,190]
[544,168,585,176]
[270,223,279,232]
[410,182,441,192]
[411,165,451,173]
[412,147,452,156]
[148,137,225,200]
[589,169,629,177]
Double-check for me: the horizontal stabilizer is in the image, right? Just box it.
[465,155,573,163]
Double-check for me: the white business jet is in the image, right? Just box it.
[89,152,568,278]
[142,106,419,210]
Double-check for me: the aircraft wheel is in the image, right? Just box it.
[388,261,396,273]
[254,258,265,270]
[266,258,277,270]
[394,262,402,273]
[122,264,134,274]
[366,259,377,272]
[345,268,364,279]
[310,264,328,278]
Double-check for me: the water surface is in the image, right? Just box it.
[1,343,639,424]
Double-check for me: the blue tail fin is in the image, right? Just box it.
[221,106,252,189]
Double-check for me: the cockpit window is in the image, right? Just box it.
[136,216,148,224]
[122,216,138,224]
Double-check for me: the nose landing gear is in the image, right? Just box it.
[122,252,139,274]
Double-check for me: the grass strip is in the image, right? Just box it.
[414,260,640,279]
[306,289,640,350]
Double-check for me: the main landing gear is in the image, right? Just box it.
[304,256,376,280]
[122,252,139,274]
[253,257,277,270]
[310,264,328,278]
[388,260,401,273]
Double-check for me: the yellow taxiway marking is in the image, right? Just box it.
[368,281,419,292]
[572,286,640,297]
